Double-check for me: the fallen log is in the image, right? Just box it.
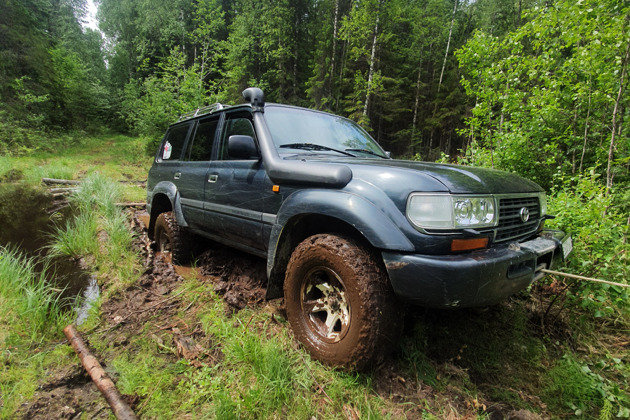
[49,187,78,194]
[63,325,138,420]
[119,179,147,184]
[42,177,81,185]
[115,202,147,208]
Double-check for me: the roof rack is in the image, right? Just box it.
[178,103,228,121]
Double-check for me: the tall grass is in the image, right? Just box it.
[48,212,100,258]
[69,173,123,216]
[0,247,69,343]
[49,173,132,258]
[48,172,138,292]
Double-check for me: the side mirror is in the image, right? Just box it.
[385,151,392,159]
[228,135,259,159]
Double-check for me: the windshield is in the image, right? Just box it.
[264,105,388,158]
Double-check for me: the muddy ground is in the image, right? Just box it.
[18,210,548,420]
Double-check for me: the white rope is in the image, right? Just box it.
[541,269,629,288]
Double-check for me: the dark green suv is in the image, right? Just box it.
[147,88,572,369]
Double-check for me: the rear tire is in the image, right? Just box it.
[284,234,403,370]
[154,212,192,264]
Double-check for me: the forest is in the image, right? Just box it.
[1,0,628,186]
[0,0,629,417]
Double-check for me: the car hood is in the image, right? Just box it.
[283,155,543,194]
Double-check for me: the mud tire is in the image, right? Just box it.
[284,234,403,370]
[154,211,192,264]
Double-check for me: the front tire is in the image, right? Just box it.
[284,234,403,370]
[154,212,192,264]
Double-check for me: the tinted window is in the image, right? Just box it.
[160,124,190,161]
[186,117,219,161]
[220,112,256,160]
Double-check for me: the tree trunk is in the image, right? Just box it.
[363,11,380,118]
[607,38,630,193]
[411,62,423,155]
[579,77,592,173]
[330,0,340,97]
[438,0,458,95]
[336,41,347,111]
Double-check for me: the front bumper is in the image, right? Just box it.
[382,230,572,308]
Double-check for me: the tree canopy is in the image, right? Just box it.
[1,0,628,193]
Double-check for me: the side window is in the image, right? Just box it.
[186,117,219,161]
[220,112,256,160]
[160,124,190,161]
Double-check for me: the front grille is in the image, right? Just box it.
[494,196,540,242]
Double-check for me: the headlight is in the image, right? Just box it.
[407,194,497,229]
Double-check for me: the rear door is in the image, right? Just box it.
[177,115,220,230]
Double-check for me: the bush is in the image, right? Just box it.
[547,170,629,316]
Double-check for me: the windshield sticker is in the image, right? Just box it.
[163,141,172,159]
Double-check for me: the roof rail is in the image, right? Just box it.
[178,103,227,121]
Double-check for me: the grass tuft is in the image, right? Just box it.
[0,247,69,342]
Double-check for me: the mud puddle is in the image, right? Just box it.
[0,183,95,314]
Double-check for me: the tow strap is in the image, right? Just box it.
[541,269,629,288]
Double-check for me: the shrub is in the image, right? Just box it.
[547,170,629,316]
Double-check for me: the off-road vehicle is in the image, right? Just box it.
[147,88,572,369]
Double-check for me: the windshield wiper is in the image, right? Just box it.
[345,148,387,158]
[280,143,356,157]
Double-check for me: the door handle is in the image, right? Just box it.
[174,172,181,180]
[208,174,218,183]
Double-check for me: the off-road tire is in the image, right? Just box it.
[284,234,403,370]
[154,211,192,264]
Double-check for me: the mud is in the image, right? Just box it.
[197,246,267,311]
[19,364,108,419]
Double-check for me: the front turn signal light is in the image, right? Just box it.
[451,237,489,252]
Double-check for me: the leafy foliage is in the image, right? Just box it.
[457,0,630,190]
[543,354,630,418]
[547,171,629,315]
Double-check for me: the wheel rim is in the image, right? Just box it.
[300,266,351,343]
[158,229,172,253]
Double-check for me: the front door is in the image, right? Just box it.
[204,109,275,253]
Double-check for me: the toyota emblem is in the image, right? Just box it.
[519,207,530,223]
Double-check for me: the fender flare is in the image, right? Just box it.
[266,190,414,294]
[149,181,189,228]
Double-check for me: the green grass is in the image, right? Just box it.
[0,247,69,342]
[103,284,394,419]
[0,132,152,202]
[0,247,73,418]
[48,211,100,258]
